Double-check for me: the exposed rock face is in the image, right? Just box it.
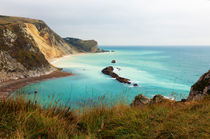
[25,23,77,59]
[131,94,173,107]
[63,37,99,53]
[0,16,78,60]
[0,22,55,82]
[187,70,210,101]
[151,95,171,103]
[101,66,131,84]
[131,94,150,106]
[0,15,101,82]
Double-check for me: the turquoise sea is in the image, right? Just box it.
[21,46,210,107]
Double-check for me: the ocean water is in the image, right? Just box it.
[20,46,210,107]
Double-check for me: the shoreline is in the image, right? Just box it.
[49,51,112,63]
[0,51,111,99]
[49,52,89,63]
[0,70,74,99]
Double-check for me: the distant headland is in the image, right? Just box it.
[0,15,108,98]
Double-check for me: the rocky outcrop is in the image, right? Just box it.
[0,15,78,60]
[63,37,99,53]
[0,15,102,82]
[102,66,131,84]
[187,70,210,101]
[131,94,173,107]
[0,22,56,82]
[131,94,150,106]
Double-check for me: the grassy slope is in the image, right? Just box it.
[0,15,41,25]
[0,94,209,138]
[63,37,98,53]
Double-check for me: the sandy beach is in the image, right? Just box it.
[49,53,89,63]
[0,70,73,99]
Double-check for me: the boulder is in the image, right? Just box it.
[111,60,116,63]
[150,95,171,103]
[131,94,174,107]
[131,94,150,107]
[133,83,138,87]
[187,70,210,101]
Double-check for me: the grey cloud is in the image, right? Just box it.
[0,0,210,45]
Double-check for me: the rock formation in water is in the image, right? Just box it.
[187,70,210,101]
[111,60,116,63]
[102,66,131,84]
[0,15,101,82]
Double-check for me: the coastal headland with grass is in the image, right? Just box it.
[0,15,210,138]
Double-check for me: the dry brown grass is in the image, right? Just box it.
[0,92,210,138]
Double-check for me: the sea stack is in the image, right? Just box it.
[102,66,131,84]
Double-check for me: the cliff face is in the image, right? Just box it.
[25,22,78,59]
[63,37,99,53]
[0,15,101,82]
[0,22,55,82]
[0,16,78,60]
[187,70,210,101]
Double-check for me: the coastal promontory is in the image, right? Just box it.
[0,15,101,83]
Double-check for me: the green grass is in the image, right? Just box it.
[0,93,210,138]
[0,15,42,26]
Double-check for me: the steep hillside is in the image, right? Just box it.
[0,15,77,60]
[0,20,55,82]
[0,15,103,82]
[63,37,99,53]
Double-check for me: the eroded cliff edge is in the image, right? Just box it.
[0,15,100,82]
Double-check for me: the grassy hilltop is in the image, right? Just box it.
[0,93,209,138]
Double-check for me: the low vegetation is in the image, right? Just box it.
[0,92,210,138]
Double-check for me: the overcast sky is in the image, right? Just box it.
[1,0,210,46]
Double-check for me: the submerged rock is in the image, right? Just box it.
[187,70,210,101]
[133,83,138,87]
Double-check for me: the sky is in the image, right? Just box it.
[1,0,210,46]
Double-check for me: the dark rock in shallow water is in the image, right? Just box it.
[133,83,138,87]
[111,60,116,63]
[102,66,118,78]
[101,66,131,84]
[187,70,210,101]
[102,66,114,74]
[116,76,131,84]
